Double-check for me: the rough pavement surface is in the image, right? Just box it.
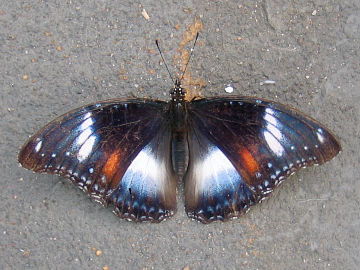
[1,1,359,269]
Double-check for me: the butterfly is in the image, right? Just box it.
[18,34,341,223]
[18,76,341,223]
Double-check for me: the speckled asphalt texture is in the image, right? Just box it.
[1,1,359,269]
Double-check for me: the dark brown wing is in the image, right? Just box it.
[19,99,177,222]
[185,97,341,223]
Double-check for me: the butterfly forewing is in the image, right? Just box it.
[19,99,177,222]
[185,97,341,223]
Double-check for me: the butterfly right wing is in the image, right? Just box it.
[185,97,341,223]
[19,99,177,222]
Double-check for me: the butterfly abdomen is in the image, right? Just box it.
[171,131,189,177]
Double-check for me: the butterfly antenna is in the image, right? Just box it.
[155,39,175,84]
[180,32,199,82]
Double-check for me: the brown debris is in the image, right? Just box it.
[178,18,203,48]
[175,18,205,101]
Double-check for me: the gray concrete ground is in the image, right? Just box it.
[1,1,359,269]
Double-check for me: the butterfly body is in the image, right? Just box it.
[19,80,341,223]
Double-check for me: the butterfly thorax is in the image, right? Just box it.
[170,78,186,103]
[170,79,186,132]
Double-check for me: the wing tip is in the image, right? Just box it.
[319,129,342,163]
[18,135,47,172]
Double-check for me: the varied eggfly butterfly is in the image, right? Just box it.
[18,35,341,223]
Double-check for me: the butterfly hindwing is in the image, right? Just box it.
[109,120,177,221]
[185,124,258,223]
[19,99,177,222]
[185,97,341,223]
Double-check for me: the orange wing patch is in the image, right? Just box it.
[240,147,259,176]
[103,151,120,181]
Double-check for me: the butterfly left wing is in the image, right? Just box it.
[19,99,177,222]
[185,97,341,223]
